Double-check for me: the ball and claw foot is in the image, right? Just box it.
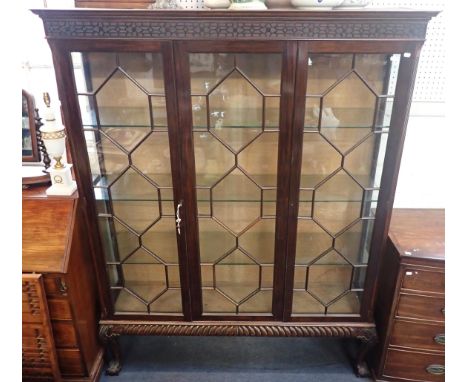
[355,361,371,378]
[354,327,377,378]
[100,325,122,377]
[105,360,122,376]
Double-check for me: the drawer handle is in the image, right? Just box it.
[56,278,68,295]
[426,364,445,375]
[441,307,445,315]
[434,334,445,345]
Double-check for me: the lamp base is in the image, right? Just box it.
[45,163,78,196]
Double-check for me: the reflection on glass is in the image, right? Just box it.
[72,51,182,315]
[293,53,400,316]
[190,53,282,315]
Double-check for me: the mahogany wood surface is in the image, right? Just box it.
[372,208,445,381]
[389,320,445,352]
[22,197,76,274]
[22,191,103,381]
[75,0,153,8]
[22,274,62,382]
[396,293,445,323]
[400,267,445,294]
[389,209,445,262]
[383,349,444,382]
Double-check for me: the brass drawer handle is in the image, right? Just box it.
[434,334,445,345]
[56,278,67,295]
[426,364,445,375]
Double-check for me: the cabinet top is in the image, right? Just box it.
[23,197,77,274]
[32,8,439,41]
[389,208,445,262]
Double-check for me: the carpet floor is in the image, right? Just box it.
[100,336,372,381]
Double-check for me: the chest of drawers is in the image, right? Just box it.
[372,209,445,381]
[22,188,103,381]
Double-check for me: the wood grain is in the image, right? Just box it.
[401,266,444,294]
[383,349,444,382]
[389,320,444,352]
[396,293,445,322]
[22,274,62,381]
[389,209,445,262]
[372,209,445,381]
[22,198,76,273]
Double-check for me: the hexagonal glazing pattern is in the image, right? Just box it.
[73,51,183,315]
[189,53,282,315]
[215,250,260,303]
[307,250,352,305]
[292,53,398,315]
[313,170,363,235]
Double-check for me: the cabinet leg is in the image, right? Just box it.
[354,328,377,378]
[99,326,122,376]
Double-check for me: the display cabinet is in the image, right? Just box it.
[34,8,438,376]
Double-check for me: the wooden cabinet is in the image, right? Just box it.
[33,9,438,376]
[22,190,103,381]
[372,209,445,381]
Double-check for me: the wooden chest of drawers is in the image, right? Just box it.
[22,189,103,381]
[372,209,445,381]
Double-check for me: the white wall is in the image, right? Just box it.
[21,0,446,208]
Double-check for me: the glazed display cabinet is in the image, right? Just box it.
[34,8,437,376]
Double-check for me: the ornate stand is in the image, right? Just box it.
[98,321,377,377]
[34,109,51,170]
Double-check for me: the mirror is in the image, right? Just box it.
[22,90,50,186]
[22,90,41,162]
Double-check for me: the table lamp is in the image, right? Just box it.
[40,93,77,196]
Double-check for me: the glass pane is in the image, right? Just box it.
[209,70,263,131]
[293,53,400,316]
[190,53,281,315]
[215,250,259,303]
[72,51,182,315]
[96,69,150,127]
[265,97,280,129]
[327,291,362,314]
[122,263,166,302]
[307,251,352,305]
[300,133,341,188]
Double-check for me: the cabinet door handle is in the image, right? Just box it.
[433,334,445,345]
[426,364,445,375]
[175,201,182,235]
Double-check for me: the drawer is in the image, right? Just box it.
[397,294,444,322]
[390,320,445,351]
[57,348,86,376]
[384,348,445,381]
[43,276,68,297]
[48,298,72,320]
[402,268,444,294]
[52,321,79,348]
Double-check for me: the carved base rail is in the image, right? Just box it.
[99,321,377,377]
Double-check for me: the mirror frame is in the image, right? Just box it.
[22,89,41,162]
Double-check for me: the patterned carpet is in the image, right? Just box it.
[100,336,371,381]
